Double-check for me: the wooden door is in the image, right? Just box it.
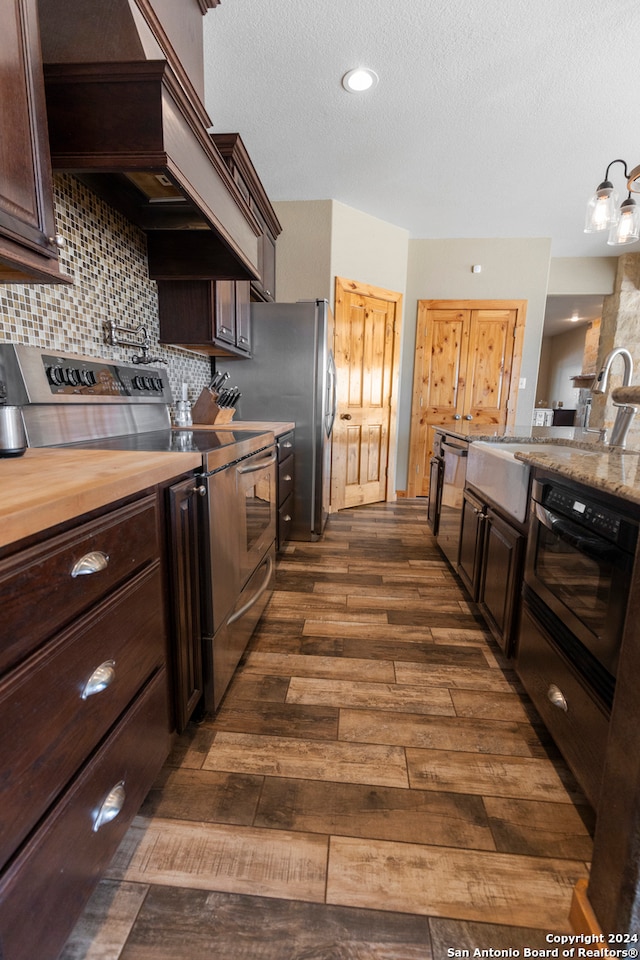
[331,277,402,510]
[407,299,526,498]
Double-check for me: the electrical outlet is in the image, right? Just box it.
[519,377,526,389]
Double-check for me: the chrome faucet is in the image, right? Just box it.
[592,347,636,448]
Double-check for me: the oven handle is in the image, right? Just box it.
[236,452,277,475]
[441,440,468,457]
[227,555,274,625]
[534,502,624,563]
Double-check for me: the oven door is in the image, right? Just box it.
[524,500,634,678]
[236,446,277,587]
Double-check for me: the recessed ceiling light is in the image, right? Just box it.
[342,68,379,93]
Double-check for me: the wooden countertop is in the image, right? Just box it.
[0,447,202,550]
[193,420,294,437]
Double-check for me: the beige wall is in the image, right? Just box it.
[329,201,409,302]
[535,325,587,410]
[273,200,333,303]
[548,257,616,295]
[400,238,552,488]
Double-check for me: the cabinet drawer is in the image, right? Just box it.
[0,667,169,960]
[0,495,159,672]
[277,431,294,462]
[516,604,609,809]
[278,454,294,505]
[278,493,294,549]
[0,563,165,865]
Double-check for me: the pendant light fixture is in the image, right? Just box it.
[585,159,640,245]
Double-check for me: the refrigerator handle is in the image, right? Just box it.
[327,350,337,436]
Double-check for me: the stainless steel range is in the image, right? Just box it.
[0,344,277,714]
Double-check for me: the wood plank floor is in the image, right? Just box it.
[61,501,595,960]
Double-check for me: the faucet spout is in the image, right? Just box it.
[593,347,634,394]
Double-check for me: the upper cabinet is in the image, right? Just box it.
[212,134,282,302]
[0,0,68,283]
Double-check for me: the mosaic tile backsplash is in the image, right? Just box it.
[0,174,212,409]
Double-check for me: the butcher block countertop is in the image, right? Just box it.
[193,420,294,437]
[0,447,202,550]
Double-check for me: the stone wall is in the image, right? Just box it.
[591,253,640,444]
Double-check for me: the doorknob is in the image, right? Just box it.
[340,413,352,420]
[453,414,461,420]
[465,414,473,420]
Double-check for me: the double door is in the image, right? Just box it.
[408,299,526,497]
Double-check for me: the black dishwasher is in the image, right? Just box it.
[435,435,469,568]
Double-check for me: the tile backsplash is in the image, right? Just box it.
[0,173,211,406]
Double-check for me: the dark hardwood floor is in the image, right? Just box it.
[61,501,594,960]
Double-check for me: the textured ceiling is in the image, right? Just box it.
[203,0,640,261]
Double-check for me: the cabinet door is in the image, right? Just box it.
[235,280,251,353]
[0,0,66,283]
[214,280,236,345]
[458,490,485,601]
[480,508,525,655]
[167,478,202,732]
[426,456,442,534]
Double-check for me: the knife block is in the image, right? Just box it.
[192,388,235,424]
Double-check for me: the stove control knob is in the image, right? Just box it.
[47,365,64,385]
[79,369,97,387]
[132,375,145,391]
[66,367,80,386]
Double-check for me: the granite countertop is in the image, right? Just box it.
[0,447,202,550]
[434,423,591,443]
[436,423,640,504]
[513,445,640,506]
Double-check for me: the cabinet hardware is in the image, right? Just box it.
[283,474,292,482]
[192,484,207,497]
[70,551,109,577]
[547,683,568,712]
[283,514,291,522]
[453,414,461,420]
[341,414,352,420]
[282,441,293,449]
[81,660,116,699]
[93,781,126,832]
[465,414,474,420]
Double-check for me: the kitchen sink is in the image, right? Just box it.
[465,441,599,523]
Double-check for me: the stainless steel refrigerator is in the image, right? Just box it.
[231,299,336,541]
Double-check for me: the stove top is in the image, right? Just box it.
[66,428,275,471]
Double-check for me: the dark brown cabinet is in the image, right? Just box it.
[166,476,203,732]
[458,489,485,601]
[276,431,295,551]
[211,133,282,301]
[479,508,525,654]
[0,0,68,284]
[157,279,252,357]
[0,493,170,960]
[457,486,526,656]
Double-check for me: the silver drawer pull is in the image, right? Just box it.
[93,781,126,832]
[283,474,292,482]
[71,551,109,578]
[283,515,291,522]
[81,660,116,700]
[547,684,568,712]
[282,441,293,449]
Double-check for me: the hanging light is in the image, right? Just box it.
[585,159,640,244]
[608,195,640,245]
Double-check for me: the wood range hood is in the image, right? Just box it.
[42,60,261,281]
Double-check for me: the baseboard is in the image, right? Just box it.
[570,880,615,956]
